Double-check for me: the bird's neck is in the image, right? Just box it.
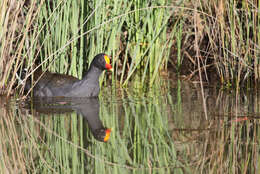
[82,66,103,83]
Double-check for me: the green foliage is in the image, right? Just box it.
[1,0,260,95]
[0,0,178,96]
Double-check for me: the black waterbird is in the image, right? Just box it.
[24,53,112,97]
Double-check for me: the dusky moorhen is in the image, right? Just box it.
[25,53,112,97]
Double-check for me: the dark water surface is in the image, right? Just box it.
[0,79,259,173]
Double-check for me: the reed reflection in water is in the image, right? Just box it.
[1,81,260,173]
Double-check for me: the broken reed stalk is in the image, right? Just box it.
[194,1,208,120]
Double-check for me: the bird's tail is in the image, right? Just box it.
[15,68,27,85]
[15,68,31,92]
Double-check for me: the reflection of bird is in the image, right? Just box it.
[25,97,111,142]
[24,53,112,97]
[92,128,111,142]
[73,97,111,142]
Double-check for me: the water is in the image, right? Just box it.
[0,79,259,173]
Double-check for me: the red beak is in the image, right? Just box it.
[105,63,113,71]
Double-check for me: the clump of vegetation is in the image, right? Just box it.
[0,0,260,97]
[176,1,259,88]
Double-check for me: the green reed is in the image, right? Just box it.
[0,0,180,95]
[2,1,260,96]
